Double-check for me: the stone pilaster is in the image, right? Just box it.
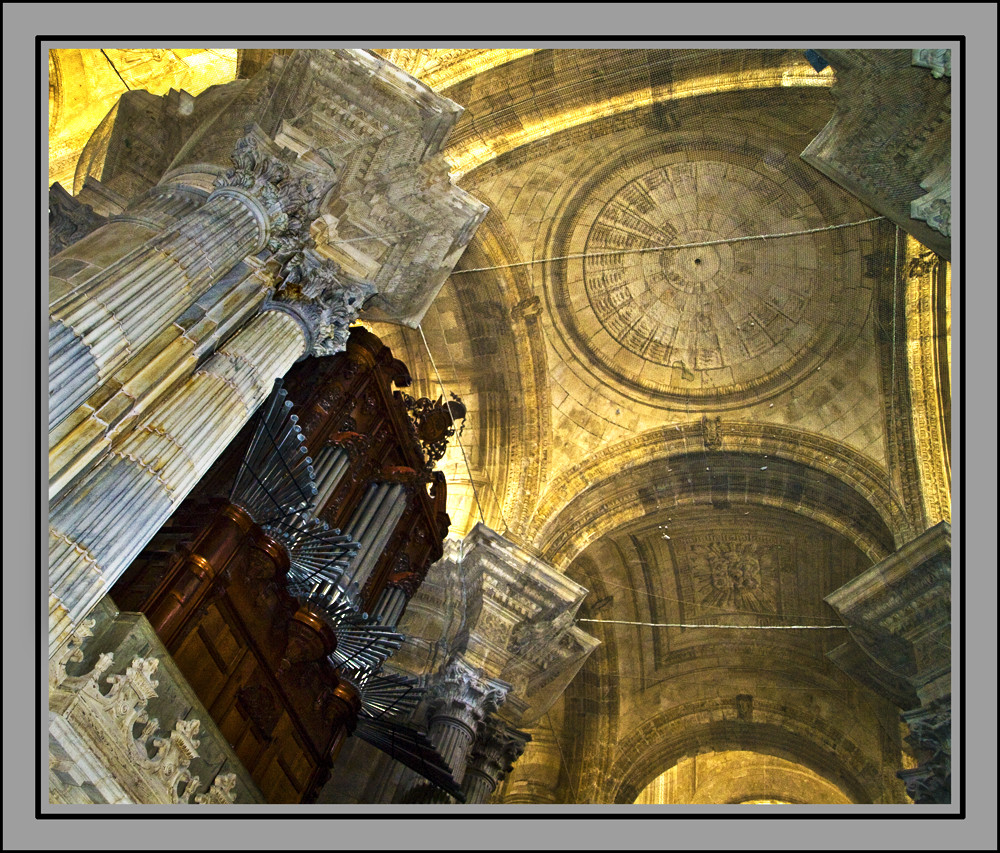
[462,718,531,804]
[48,308,307,656]
[825,521,952,803]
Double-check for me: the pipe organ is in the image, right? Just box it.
[110,326,461,803]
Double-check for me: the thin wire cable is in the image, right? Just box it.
[578,618,847,630]
[433,316,516,535]
[450,216,886,276]
[590,575,847,626]
[544,708,582,804]
[100,50,131,91]
[416,323,489,528]
[889,225,899,479]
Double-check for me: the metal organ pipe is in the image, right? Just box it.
[312,445,351,511]
[372,586,409,628]
[345,483,408,591]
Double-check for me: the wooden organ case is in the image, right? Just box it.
[111,327,455,803]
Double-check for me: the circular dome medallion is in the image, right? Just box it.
[560,157,870,408]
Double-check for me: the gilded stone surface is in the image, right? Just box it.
[49,47,952,807]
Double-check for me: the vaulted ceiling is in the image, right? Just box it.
[49,47,937,803]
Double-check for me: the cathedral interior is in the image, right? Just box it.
[43,46,956,814]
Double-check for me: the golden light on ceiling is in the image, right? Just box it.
[374,48,539,91]
[48,48,237,189]
[445,64,834,179]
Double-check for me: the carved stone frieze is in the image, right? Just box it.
[49,636,241,804]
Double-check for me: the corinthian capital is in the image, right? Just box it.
[265,250,377,357]
[426,658,510,729]
[470,718,531,780]
[213,128,336,257]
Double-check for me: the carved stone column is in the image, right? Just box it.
[49,128,336,432]
[462,718,531,804]
[425,658,510,785]
[825,521,951,803]
[400,657,509,803]
[48,308,308,657]
[49,259,273,503]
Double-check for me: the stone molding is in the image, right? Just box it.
[49,619,240,805]
[825,522,951,701]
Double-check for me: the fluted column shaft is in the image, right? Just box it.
[48,184,206,305]
[462,720,530,804]
[49,308,306,657]
[428,715,478,785]
[49,187,269,431]
[49,261,272,502]
[397,659,509,803]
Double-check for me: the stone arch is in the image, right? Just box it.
[447,199,553,531]
[604,698,886,805]
[531,423,911,567]
[444,48,834,179]
[635,750,853,805]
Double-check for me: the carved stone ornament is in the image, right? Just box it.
[50,625,239,804]
[910,165,951,239]
[898,699,951,804]
[470,718,531,781]
[426,658,510,729]
[49,182,108,257]
[907,249,942,280]
[702,415,723,451]
[265,250,378,357]
[911,49,951,79]
[214,130,335,266]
